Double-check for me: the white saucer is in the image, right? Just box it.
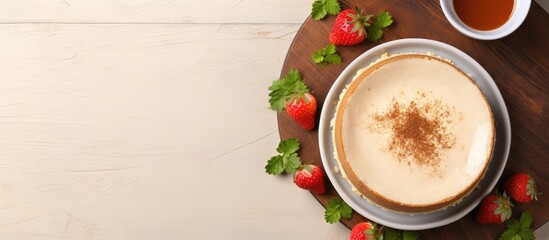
[318,38,511,230]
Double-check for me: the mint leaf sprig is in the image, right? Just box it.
[265,138,302,175]
[312,43,342,67]
[324,197,352,223]
[311,0,341,20]
[384,227,420,240]
[268,69,310,112]
[499,211,535,240]
[366,11,393,42]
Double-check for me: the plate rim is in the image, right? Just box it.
[318,38,511,230]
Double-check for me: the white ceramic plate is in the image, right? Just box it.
[318,38,511,230]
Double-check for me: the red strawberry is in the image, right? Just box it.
[349,221,382,240]
[475,193,513,224]
[285,93,317,130]
[268,69,317,131]
[329,8,373,46]
[504,173,539,203]
[294,164,325,194]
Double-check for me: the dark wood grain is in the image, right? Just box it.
[276,0,548,239]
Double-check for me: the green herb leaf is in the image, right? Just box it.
[311,44,342,67]
[374,11,393,28]
[284,153,301,174]
[383,227,419,240]
[402,231,420,240]
[311,0,341,20]
[265,155,285,175]
[265,138,303,175]
[324,197,353,223]
[268,69,310,111]
[366,26,383,42]
[384,227,402,240]
[519,211,533,229]
[324,54,342,65]
[365,228,376,235]
[499,212,535,240]
[276,138,300,155]
[325,43,336,54]
[366,11,393,42]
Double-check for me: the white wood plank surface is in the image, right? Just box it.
[0,0,310,23]
[0,22,353,239]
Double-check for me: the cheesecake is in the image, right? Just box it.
[333,53,495,213]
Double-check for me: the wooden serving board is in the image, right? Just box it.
[276,0,548,239]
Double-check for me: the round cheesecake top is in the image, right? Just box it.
[334,53,495,213]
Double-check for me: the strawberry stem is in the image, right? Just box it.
[346,7,372,37]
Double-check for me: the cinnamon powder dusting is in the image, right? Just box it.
[370,92,457,175]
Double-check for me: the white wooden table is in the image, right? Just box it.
[0,1,547,239]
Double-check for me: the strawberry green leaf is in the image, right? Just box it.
[384,228,402,240]
[526,176,538,201]
[518,211,533,231]
[351,22,362,34]
[311,0,341,20]
[266,138,303,175]
[339,203,352,219]
[324,197,352,223]
[265,156,285,175]
[366,11,393,42]
[325,43,336,54]
[366,26,383,42]
[324,208,342,224]
[276,138,300,155]
[284,153,301,174]
[494,193,513,222]
[365,228,376,235]
[324,54,342,65]
[374,11,393,28]
[518,231,536,240]
[384,227,419,240]
[312,51,325,64]
[499,212,535,240]
[311,44,342,67]
[285,69,302,82]
[268,69,310,111]
[402,231,419,240]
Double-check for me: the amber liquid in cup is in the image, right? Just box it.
[453,0,515,30]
